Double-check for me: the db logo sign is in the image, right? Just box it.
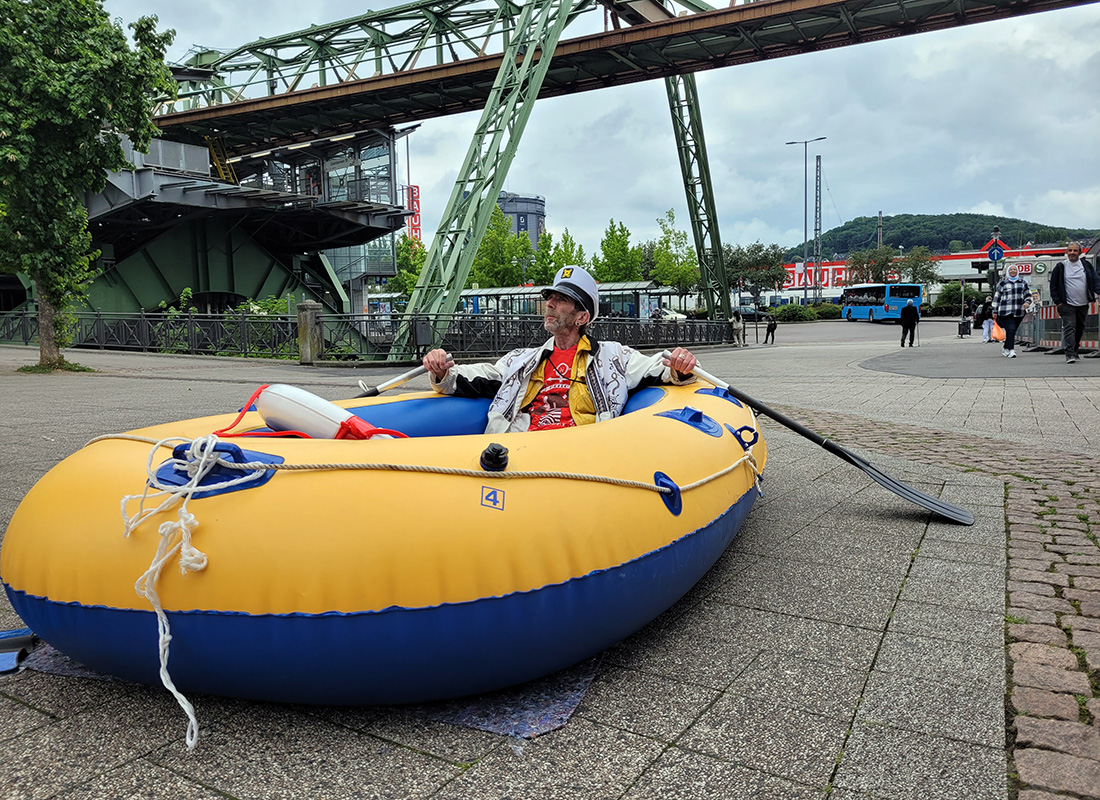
[1016,263,1034,275]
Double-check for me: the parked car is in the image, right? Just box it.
[650,307,687,321]
[731,305,766,322]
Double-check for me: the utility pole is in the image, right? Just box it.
[786,136,826,304]
[813,155,822,304]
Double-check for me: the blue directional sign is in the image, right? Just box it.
[988,246,1004,262]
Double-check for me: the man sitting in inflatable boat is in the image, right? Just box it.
[423,265,699,435]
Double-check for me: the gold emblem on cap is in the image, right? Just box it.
[561,268,573,279]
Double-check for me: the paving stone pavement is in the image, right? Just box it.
[0,325,1098,799]
[782,405,1100,799]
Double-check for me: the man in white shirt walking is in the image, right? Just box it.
[1049,242,1100,364]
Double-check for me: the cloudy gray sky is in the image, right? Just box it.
[104,0,1100,255]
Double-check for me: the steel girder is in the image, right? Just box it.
[161,0,607,116]
[157,0,1099,153]
[389,0,585,359]
[664,75,729,321]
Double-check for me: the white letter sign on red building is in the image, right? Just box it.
[784,263,851,290]
[407,185,421,241]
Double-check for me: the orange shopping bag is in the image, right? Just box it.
[991,321,1005,341]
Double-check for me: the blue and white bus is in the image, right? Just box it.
[840,283,923,322]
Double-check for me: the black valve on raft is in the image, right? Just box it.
[479,443,509,471]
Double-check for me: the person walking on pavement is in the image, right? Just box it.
[979,296,995,342]
[1049,241,1099,364]
[899,299,919,347]
[991,264,1030,359]
[729,309,745,347]
[764,314,777,345]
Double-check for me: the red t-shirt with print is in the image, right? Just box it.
[527,346,577,430]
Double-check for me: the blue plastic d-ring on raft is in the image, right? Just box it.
[654,471,682,516]
[725,423,758,451]
[155,442,284,500]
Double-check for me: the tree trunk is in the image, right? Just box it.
[34,279,63,368]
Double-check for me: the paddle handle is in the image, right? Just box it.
[356,359,453,397]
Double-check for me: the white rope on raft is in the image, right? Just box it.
[97,433,762,494]
[108,431,762,750]
[118,434,269,751]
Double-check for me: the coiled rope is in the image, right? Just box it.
[105,430,761,749]
[117,434,269,750]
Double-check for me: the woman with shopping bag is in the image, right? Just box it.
[991,265,1030,358]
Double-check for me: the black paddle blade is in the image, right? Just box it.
[704,376,975,526]
[827,445,975,526]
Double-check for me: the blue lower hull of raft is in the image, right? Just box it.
[5,487,758,705]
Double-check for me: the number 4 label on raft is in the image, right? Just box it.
[481,487,505,511]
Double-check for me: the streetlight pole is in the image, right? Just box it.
[786,136,826,304]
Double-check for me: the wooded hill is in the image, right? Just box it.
[787,213,1099,259]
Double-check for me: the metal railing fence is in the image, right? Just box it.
[321,312,735,360]
[1,308,299,359]
[1,307,735,362]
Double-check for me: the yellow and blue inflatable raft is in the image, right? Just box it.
[1,381,765,705]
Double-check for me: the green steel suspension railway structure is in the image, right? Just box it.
[7,0,1095,359]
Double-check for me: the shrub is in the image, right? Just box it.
[774,304,816,322]
[934,282,983,313]
[811,302,842,320]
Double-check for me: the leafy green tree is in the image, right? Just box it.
[590,219,641,283]
[550,228,586,273]
[933,281,984,314]
[511,232,535,286]
[895,245,940,285]
[843,245,901,285]
[528,230,556,286]
[637,239,658,280]
[650,210,698,309]
[843,244,939,287]
[469,205,536,288]
[469,205,515,288]
[236,295,290,315]
[724,241,788,308]
[948,240,964,253]
[387,233,427,296]
[0,1,175,368]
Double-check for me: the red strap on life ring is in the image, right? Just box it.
[334,416,408,440]
[214,385,408,439]
[212,385,269,437]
